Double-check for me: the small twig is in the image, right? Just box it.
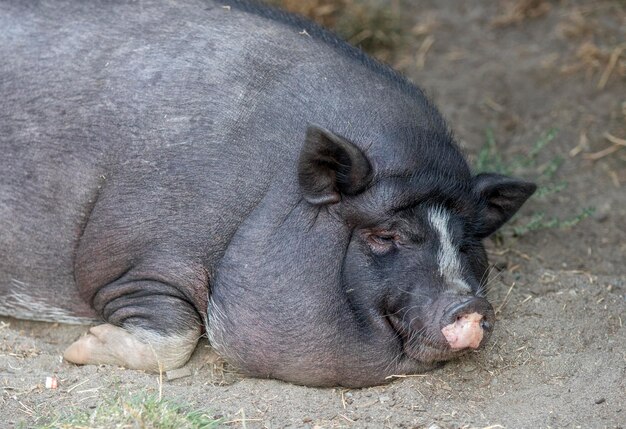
[484,97,505,113]
[509,249,531,260]
[339,414,356,423]
[384,374,429,380]
[158,361,163,401]
[223,409,262,427]
[66,378,90,393]
[584,132,626,160]
[597,45,624,90]
[416,35,434,69]
[76,388,101,394]
[496,282,516,315]
[569,132,588,157]
[584,144,622,160]
[604,132,626,147]
[77,394,99,403]
[221,419,263,424]
[18,401,35,416]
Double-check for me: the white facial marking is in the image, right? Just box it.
[427,207,471,292]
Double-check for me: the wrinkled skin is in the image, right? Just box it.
[0,0,535,387]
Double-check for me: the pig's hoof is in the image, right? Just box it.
[63,323,199,372]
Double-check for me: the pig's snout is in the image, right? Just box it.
[441,298,495,350]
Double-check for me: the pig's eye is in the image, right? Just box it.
[364,230,401,254]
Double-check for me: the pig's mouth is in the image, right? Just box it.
[385,296,495,365]
[386,313,481,363]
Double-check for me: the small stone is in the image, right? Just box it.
[379,395,391,403]
[592,204,610,223]
[595,398,606,404]
[166,367,192,381]
[593,211,609,223]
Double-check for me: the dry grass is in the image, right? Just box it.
[267,0,340,28]
[584,132,626,161]
[491,0,551,27]
[561,41,626,84]
[266,0,407,62]
[35,394,222,429]
[557,7,596,40]
[555,4,626,88]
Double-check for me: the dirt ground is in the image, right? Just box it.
[1,0,625,428]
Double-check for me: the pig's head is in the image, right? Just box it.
[208,125,535,387]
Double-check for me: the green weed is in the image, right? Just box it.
[35,393,221,429]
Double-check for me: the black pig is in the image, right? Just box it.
[0,0,535,387]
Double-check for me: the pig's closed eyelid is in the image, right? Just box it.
[364,228,427,248]
[366,226,396,235]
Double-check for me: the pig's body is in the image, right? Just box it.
[0,0,535,387]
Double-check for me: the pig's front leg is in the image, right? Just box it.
[64,278,205,372]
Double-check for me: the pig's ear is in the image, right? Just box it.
[298,125,373,205]
[473,173,537,238]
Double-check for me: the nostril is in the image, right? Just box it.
[480,319,492,332]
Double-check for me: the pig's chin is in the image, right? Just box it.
[386,314,465,364]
